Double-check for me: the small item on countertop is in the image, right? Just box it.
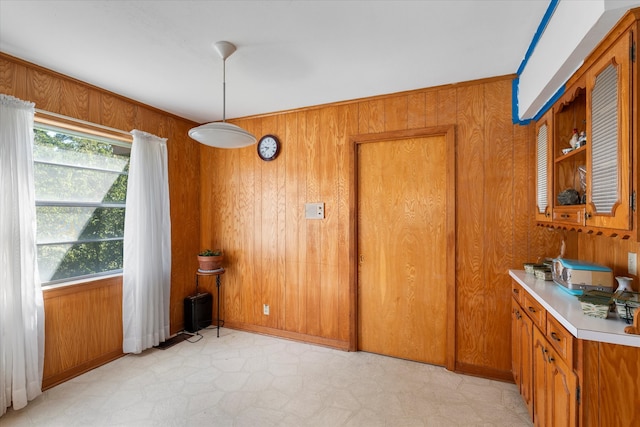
[524,263,546,274]
[614,276,633,292]
[624,308,640,335]
[534,268,553,281]
[551,258,614,294]
[578,290,613,319]
[539,257,554,268]
[613,291,640,324]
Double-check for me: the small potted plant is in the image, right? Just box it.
[197,249,224,271]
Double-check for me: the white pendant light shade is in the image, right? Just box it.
[189,122,256,148]
[189,41,256,148]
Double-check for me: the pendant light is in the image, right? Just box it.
[189,41,256,148]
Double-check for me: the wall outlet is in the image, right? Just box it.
[628,252,637,275]
[305,202,324,220]
[263,304,270,315]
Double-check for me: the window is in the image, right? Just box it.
[33,122,131,285]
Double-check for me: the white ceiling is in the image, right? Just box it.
[0,1,552,124]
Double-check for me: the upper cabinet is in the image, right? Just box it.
[535,14,637,236]
[585,32,632,230]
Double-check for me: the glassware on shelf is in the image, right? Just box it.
[578,165,587,203]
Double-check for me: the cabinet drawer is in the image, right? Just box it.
[546,315,574,366]
[523,294,546,332]
[511,281,524,305]
[552,207,585,226]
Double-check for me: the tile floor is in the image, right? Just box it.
[2,328,532,426]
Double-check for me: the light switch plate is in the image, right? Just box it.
[628,252,637,275]
[305,202,324,219]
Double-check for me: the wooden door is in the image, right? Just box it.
[520,309,534,419]
[535,110,553,222]
[533,328,548,427]
[547,347,578,427]
[513,299,534,420]
[512,301,522,387]
[585,31,632,230]
[357,133,453,366]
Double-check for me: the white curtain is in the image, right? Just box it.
[0,94,45,415]
[122,130,171,354]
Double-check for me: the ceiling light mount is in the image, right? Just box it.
[212,41,236,61]
[188,41,256,148]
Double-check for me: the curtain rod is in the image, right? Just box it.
[34,108,132,138]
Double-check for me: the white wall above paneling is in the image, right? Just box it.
[518,0,640,121]
[0,1,550,124]
[2,1,637,125]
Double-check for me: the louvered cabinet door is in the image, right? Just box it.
[535,111,553,222]
[585,31,632,230]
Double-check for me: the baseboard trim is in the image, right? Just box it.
[42,349,124,390]
[224,322,351,351]
[454,361,515,383]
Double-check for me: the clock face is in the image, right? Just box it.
[257,135,280,161]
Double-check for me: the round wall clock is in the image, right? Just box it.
[257,134,280,161]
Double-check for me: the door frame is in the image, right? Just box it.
[349,126,456,371]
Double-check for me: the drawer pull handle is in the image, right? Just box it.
[513,288,519,294]
[528,306,536,313]
[551,332,561,342]
[548,356,555,363]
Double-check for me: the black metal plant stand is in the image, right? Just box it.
[195,269,225,337]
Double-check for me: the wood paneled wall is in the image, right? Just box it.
[4,50,632,388]
[42,278,123,389]
[202,75,551,379]
[200,105,358,349]
[0,53,201,388]
[575,235,640,291]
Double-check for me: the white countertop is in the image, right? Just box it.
[509,270,640,348]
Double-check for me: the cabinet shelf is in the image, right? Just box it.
[554,145,586,163]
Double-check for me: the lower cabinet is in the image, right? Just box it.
[512,298,533,418]
[533,327,578,427]
[511,276,640,426]
[581,340,640,426]
[512,289,578,427]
